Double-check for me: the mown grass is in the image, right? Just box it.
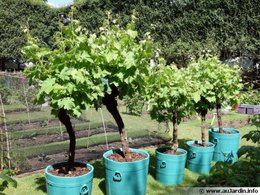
[10,121,116,140]
[3,103,26,112]
[5,109,54,124]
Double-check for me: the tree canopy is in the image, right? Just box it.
[1,0,259,70]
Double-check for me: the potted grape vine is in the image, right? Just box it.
[23,12,154,195]
[23,14,99,195]
[97,14,154,195]
[146,65,193,185]
[204,57,242,163]
[185,57,217,174]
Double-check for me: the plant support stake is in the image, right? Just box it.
[0,94,11,168]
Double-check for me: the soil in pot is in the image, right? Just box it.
[192,140,211,147]
[48,163,90,177]
[219,130,236,134]
[108,150,146,162]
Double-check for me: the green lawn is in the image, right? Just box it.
[5,109,54,124]
[10,121,116,140]
[3,103,26,112]
[3,111,256,195]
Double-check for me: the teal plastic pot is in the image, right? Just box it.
[186,141,214,174]
[156,147,187,185]
[45,162,94,195]
[103,148,150,195]
[209,128,240,163]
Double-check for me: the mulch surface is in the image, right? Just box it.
[219,129,236,134]
[163,149,185,155]
[48,166,90,177]
[192,143,210,147]
[108,152,146,162]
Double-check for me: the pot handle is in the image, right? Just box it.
[80,184,89,195]
[213,138,218,145]
[189,152,196,160]
[160,161,166,168]
[113,171,122,182]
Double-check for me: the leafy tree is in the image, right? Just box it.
[1,0,259,71]
[240,84,260,105]
[123,95,144,116]
[188,56,242,144]
[0,0,58,70]
[23,12,154,171]
[204,58,242,133]
[146,65,194,152]
[187,57,220,146]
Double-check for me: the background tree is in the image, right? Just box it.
[195,57,242,133]
[0,0,58,70]
[187,57,218,146]
[1,0,259,71]
[146,65,194,152]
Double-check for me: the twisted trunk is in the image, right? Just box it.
[171,110,178,152]
[200,109,208,147]
[102,85,130,159]
[58,108,75,171]
[216,104,223,133]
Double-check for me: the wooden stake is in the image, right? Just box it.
[0,94,11,168]
[100,108,109,150]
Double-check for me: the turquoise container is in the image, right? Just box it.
[103,148,150,195]
[209,128,240,163]
[186,141,214,174]
[156,147,187,185]
[45,162,94,195]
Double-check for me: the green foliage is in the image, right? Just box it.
[137,0,260,65]
[146,65,194,124]
[0,76,25,105]
[1,0,259,70]
[0,0,57,64]
[240,84,260,105]
[124,95,144,116]
[0,170,17,194]
[0,86,11,105]
[197,114,260,187]
[23,12,154,118]
[187,56,243,113]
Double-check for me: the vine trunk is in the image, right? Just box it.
[58,108,75,172]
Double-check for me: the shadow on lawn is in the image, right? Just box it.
[35,176,47,193]
[92,159,106,194]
